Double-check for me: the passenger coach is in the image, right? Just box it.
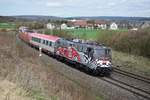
[29,33,60,54]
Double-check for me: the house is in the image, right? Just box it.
[19,26,29,33]
[110,22,118,30]
[117,21,132,29]
[61,23,68,29]
[87,23,94,29]
[94,20,107,29]
[66,21,75,29]
[130,28,138,31]
[69,19,77,22]
[47,23,55,29]
[141,22,150,29]
[129,21,143,29]
[72,20,88,28]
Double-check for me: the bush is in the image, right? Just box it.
[16,22,44,29]
[97,30,116,46]
[97,28,150,58]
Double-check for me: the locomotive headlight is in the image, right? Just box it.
[96,60,102,64]
[96,60,111,66]
[95,59,103,66]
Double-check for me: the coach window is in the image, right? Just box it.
[32,37,35,41]
[46,40,49,45]
[43,40,45,44]
[32,37,34,41]
[34,37,36,42]
[49,41,52,46]
[34,38,37,42]
[38,38,41,43]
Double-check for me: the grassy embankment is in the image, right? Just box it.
[0,31,103,100]
[45,28,150,76]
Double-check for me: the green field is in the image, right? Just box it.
[0,23,16,29]
[65,29,129,40]
[45,28,129,45]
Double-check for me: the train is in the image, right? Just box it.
[18,26,113,76]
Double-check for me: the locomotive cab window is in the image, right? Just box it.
[56,40,61,47]
[77,45,83,52]
[93,48,111,60]
[86,47,94,59]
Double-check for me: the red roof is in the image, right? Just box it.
[94,20,107,24]
[30,33,60,42]
[73,20,87,27]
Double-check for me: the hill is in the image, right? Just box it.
[65,16,150,21]
[13,15,63,22]
[1,15,150,23]
[0,16,16,22]
[0,15,64,22]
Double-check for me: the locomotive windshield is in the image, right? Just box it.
[94,48,111,59]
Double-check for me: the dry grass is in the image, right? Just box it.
[0,80,32,100]
[0,32,100,100]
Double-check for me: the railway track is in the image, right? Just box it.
[101,77,150,100]
[99,67,150,100]
[114,67,150,84]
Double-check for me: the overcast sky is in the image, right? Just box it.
[0,0,150,17]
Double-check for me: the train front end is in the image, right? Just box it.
[93,47,112,76]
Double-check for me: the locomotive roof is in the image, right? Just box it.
[67,39,110,49]
[83,44,109,49]
[30,33,61,42]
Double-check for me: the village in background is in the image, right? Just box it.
[46,18,150,31]
[0,16,150,31]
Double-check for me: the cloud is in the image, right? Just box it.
[108,2,116,6]
[120,0,127,2]
[46,2,62,7]
[0,0,150,17]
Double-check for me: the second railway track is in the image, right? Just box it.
[100,77,150,100]
[114,67,150,84]
[100,67,150,100]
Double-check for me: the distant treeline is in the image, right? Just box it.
[16,22,45,29]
